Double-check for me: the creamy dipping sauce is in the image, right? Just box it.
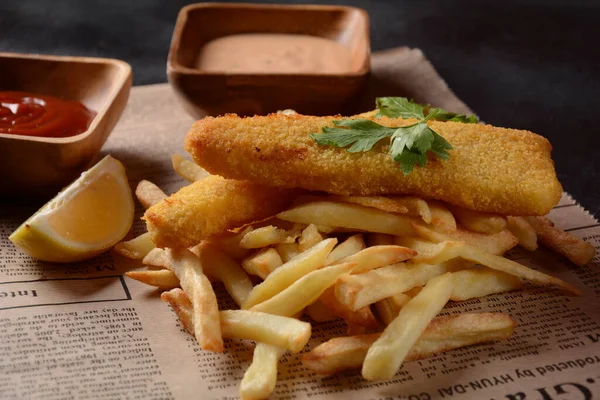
[195,33,354,74]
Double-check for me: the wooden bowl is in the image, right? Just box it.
[167,3,370,117]
[0,53,132,198]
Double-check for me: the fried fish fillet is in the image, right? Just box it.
[144,175,297,248]
[185,114,562,216]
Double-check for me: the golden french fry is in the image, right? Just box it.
[240,343,284,400]
[275,242,301,263]
[135,180,167,209]
[197,242,253,307]
[428,200,457,231]
[161,288,195,334]
[114,232,155,259]
[204,226,254,261]
[365,233,394,246]
[320,287,379,329]
[314,224,337,234]
[402,240,579,294]
[161,289,310,353]
[302,312,515,375]
[335,263,449,310]
[298,224,324,251]
[450,268,523,301]
[526,216,596,266]
[250,263,355,317]
[374,294,412,326]
[346,324,369,335]
[326,195,409,214]
[362,273,454,380]
[277,201,420,237]
[220,310,311,353]
[304,300,337,322]
[243,238,337,309]
[241,248,283,279]
[390,196,432,223]
[126,269,180,290]
[326,234,365,265]
[506,216,538,251]
[413,223,518,255]
[172,153,210,182]
[151,248,223,352]
[449,205,507,234]
[338,245,417,274]
[240,225,300,249]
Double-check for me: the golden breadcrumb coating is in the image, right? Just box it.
[185,114,562,216]
[144,175,298,248]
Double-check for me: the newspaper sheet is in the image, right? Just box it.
[1,51,600,400]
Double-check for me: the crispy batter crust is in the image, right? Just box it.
[144,175,298,248]
[185,114,562,216]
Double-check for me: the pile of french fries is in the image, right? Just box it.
[115,154,595,399]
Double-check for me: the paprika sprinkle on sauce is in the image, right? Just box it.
[0,91,96,138]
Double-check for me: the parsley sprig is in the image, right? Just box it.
[310,97,478,175]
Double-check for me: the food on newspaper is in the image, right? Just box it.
[117,97,595,399]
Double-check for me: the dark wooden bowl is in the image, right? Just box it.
[167,3,370,117]
[0,53,132,198]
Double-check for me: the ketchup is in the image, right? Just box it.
[0,91,96,138]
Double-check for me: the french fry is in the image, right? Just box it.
[526,216,596,266]
[135,179,168,209]
[220,310,311,353]
[374,294,412,325]
[243,238,337,309]
[362,273,454,380]
[327,195,409,214]
[390,196,432,223]
[250,263,356,317]
[161,289,311,353]
[450,269,523,301]
[326,234,365,265]
[114,232,155,259]
[298,224,324,251]
[197,242,254,307]
[302,312,515,375]
[401,240,579,294]
[275,242,301,263]
[161,288,195,334]
[335,263,449,310]
[413,223,518,255]
[240,343,284,400]
[346,324,369,335]
[305,300,337,322]
[204,226,254,261]
[365,233,394,246]
[241,248,283,279]
[320,287,379,329]
[449,205,507,234]
[277,201,420,237]
[338,245,417,274]
[150,248,223,352]
[126,269,180,290]
[428,200,457,231]
[172,153,210,182]
[240,225,299,249]
[506,216,538,251]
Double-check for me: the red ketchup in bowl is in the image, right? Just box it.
[0,91,96,138]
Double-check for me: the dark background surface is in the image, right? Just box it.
[2,0,599,217]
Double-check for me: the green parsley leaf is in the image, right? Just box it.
[429,108,479,123]
[376,97,425,119]
[310,120,396,153]
[377,97,478,124]
[310,97,467,175]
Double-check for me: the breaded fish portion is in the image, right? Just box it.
[144,175,297,248]
[185,114,562,216]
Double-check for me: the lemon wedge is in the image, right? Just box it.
[10,155,134,262]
